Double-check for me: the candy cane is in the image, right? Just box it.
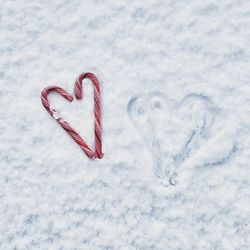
[41,86,96,159]
[74,72,103,159]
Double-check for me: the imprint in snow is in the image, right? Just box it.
[127,92,236,187]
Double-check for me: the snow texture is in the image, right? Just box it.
[1,0,250,249]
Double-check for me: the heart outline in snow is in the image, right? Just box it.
[127,91,221,186]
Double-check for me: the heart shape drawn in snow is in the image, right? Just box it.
[41,72,103,159]
[127,92,220,186]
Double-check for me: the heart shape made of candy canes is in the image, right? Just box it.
[41,72,103,159]
[127,92,220,186]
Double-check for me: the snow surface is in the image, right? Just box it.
[1,0,250,249]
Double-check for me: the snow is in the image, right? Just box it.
[1,0,250,249]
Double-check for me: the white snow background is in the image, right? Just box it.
[1,0,250,249]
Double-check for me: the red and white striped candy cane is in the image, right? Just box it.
[41,85,98,159]
[74,72,103,159]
